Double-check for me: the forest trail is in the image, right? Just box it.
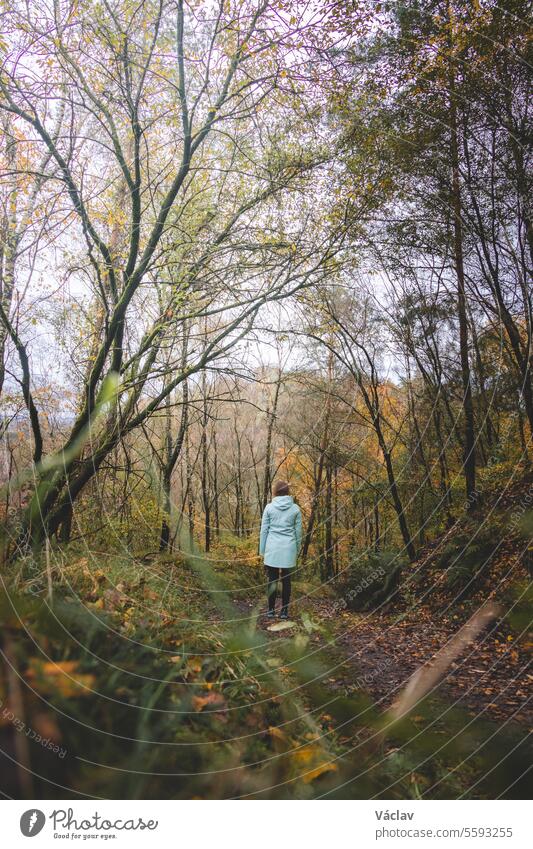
[225,478,533,730]
[231,593,532,729]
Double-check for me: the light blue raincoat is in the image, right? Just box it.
[259,495,303,569]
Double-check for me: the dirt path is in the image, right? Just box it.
[234,595,532,727]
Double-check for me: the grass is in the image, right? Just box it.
[0,528,531,799]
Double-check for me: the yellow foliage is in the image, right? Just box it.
[27,659,96,698]
[291,744,338,783]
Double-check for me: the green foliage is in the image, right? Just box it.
[1,545,530,800]
[337,550,405,611]
[435,528,497,597]
[74,487,163,554]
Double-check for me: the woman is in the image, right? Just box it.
[259,479,302,619]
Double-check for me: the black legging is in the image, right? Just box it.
[265,565,291,612]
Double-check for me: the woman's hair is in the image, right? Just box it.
[272,479,290,497]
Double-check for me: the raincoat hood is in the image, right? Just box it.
[271,495,294,510]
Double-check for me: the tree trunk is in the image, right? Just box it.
[159,375,188,551]
[212,425,220,540]
[323,460,334,579]
[301,437,328,562]
[381,441,416,561]
[373,493,380,552]
[159,471,172,551]
[261,370,282,512]
[185,427,195,548]
[448,22,477,507]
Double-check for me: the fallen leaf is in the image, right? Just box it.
[302,761,338,784]
[192,692,225,712]
[267,620,296,632]
[27,659,95,698]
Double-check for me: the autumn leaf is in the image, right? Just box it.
[268,725,291,753]
[26,659,96,698]
[191,691,226,712]
[291,744,338,783]
[267,620,296,632]
[302,762,338,784]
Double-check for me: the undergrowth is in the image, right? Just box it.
[0,530,530,799]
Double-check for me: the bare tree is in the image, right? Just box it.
[0,0,342,546]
